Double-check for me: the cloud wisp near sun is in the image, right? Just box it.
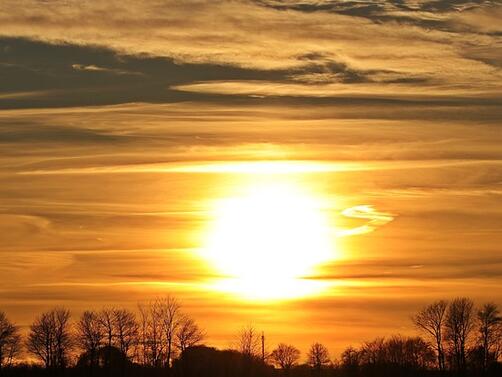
[194,168,396,301]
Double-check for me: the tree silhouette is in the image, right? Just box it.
[138,300,166,367]
[236,325,261,358]
[90,307,139,370]
[26,308,73,369]
[76,345,132,372]
[158,295,182,368]
[2,295,502,377]
[76,310,104,370]
[112,308,139,358]
[137,297,203,368]
[0,311,21,370]
[175,314,205,353]
[270,343,300,375]
[307,342,330,376]
[477,303,502,373]
[97,307,115,369]
[340,335,435,377]
[445,297,475,374]
[413,300,448,371]
[341,346,359,372]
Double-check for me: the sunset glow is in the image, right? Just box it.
[202,181,335,299]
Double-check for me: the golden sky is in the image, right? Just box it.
[1,0,502,357]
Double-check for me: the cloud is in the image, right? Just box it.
[1,101,501,181]
[315,255,502,282]
[0,123,121,143]
[173,79,502,99]
[0,37,287,108]
[71,63,144,76]
[0,90,55,100]
[337,205,395,236]
[448,5,502,33]
[256,0,496,31]
[16,159,500,177]
[0,0,500,105]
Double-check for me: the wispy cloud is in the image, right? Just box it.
[0,0,500,103]
[71,63,144,76]
[173,79,502,99]
[337,205,395,236]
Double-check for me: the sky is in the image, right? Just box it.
[1,0,502,358]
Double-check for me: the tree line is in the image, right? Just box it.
[0,296,501,377]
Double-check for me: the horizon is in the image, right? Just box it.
[1,294,499,361]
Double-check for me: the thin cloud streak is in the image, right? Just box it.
[173,79,502,99]
[15,159,502,176]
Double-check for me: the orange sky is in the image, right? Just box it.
[1,0,502,360]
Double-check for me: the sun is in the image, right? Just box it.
[202,182,335,300]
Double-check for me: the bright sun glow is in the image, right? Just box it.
[202,182,336,300]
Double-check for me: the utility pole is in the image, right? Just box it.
[261,331,265,362]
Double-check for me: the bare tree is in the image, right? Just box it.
[113,308,139,358]
[27,312,53,368]
[386,335,406,366]
[0,312,21,369]
[97,308,117,369]
[412,300,448,371]
[54,309,73,369]
[477,302,502,372]
[94,307,139,365]
[445,297,475,372]
[385,335,434,369]
[137,297,183,368]
[98,308,115,349]
[27,308,73,369]
[404,336,435,370]
[359,338,385,366]
[341,336,434,373]
[236,325,261,358]
[175,314,204,353]
[76,310,104,368]
[157,296,181,368]
[307,342,330,375]
[138,301,166,367]
[138,304,151,366]
[341,346,359,369]
[270,343,300,374]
